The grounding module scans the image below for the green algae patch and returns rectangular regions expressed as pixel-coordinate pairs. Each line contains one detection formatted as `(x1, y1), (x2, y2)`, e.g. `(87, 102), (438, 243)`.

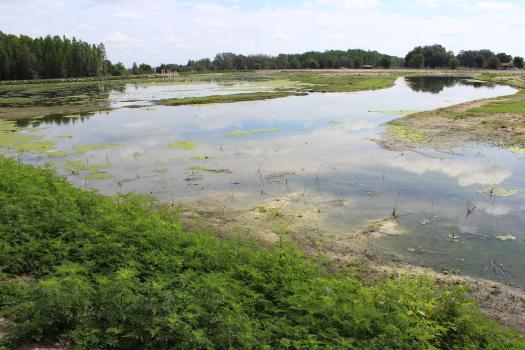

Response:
(169, 141), (196, 151)
(74, 144), (122, 154)
(84, 172), (115, 181)
(192, 155), (209, 160)
(0, 120), (57, 155)
(157, 92), (305, 106)
(64, 160), (110, 172)
(386, 123), (428, 142)
(152, 168), (168, 174)
(477, 186), (519, 197)
(226, 128), (279, 136)
(370, 110), (418, 116)
(188, 165), (231, 173)
(329, 120), (345, 125)
(46, 150), (69, 158)
(55, 135), (77, 139)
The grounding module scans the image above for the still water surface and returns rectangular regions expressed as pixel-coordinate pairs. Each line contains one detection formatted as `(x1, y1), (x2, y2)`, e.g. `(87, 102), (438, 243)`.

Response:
(14, 77), (525, 287)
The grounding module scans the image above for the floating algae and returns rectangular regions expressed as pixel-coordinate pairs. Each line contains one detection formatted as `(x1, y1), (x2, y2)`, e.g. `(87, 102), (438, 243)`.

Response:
(0, 121), (57, 155)
(328, 120), (345, 125)
(74, 144), (122, 154)
(64, 160), (111, 172)
(152, 168), (168, 174)
(386, 124), (428, 142)
(188, 165), (231, 173)
(84, 172), (115, 181)
(169, 141), (196, 151)
(477, 186), (519, 197)
(192, 155), (209, 160)
(226, 128), (279, 136)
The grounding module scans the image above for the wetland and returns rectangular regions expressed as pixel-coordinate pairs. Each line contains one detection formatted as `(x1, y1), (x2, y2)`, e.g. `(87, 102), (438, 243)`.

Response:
(2, 72), (523, 289)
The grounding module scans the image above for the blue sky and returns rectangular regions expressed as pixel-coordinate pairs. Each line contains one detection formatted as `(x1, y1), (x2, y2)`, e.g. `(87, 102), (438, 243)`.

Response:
(1, 0), (524, 65)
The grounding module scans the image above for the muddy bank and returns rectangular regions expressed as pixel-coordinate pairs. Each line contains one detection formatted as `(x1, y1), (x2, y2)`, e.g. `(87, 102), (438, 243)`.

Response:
(178, 194), (525, 333)
(377, 73), (525, 153)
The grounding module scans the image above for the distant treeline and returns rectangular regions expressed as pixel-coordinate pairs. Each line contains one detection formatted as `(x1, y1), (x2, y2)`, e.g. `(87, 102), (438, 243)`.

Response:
(183, 50), (403, 71)
(405, 44), (524, 69)
(0, 31), (117, 80)
(1, 30), (524, 81)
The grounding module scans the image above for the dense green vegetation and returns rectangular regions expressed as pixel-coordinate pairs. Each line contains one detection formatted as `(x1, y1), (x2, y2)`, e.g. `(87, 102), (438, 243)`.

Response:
(0, 157), (524, 349)
(183, 50), (403, 71)
(405, 45), (524, 69)
(0, 31), (113, 80)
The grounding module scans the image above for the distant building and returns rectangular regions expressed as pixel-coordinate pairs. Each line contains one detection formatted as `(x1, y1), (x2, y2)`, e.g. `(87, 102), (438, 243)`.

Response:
(501, 61), (515, 70)
(159, 69), (180, 77)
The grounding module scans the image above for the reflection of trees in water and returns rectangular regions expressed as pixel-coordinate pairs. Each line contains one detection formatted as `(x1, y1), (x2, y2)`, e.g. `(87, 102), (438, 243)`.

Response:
(405, 76), (493, 94)
(17, 113), (95, 128)
(405, 76), (461, 94)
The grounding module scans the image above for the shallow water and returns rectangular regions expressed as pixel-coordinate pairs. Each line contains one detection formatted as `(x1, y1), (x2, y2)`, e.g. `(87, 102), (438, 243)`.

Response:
(10, 77), (525, 287)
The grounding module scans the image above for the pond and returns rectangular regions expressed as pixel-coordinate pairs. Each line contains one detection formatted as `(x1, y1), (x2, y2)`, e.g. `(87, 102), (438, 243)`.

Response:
(9, 76), (525, 287)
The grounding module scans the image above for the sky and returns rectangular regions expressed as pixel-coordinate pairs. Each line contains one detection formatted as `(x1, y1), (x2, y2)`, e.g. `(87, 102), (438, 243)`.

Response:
(1, 0), (524, 66)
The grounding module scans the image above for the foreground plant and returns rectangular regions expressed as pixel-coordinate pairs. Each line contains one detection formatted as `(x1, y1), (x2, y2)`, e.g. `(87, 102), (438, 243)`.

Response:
(0, 157), (523, 349)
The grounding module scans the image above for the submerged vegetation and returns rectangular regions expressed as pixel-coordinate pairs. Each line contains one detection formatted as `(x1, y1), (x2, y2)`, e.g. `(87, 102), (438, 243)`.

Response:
(0, 157), (524, 349)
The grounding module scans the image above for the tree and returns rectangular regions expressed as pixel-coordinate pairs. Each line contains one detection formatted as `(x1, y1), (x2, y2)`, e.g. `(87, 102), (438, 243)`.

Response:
(475, 55), (485, 68)
(131, 62), (139, 75)
(513, 56), (524, 69)
(496, 52), (512, 64)
(379, 56), (392, 68)
(448, 56), (459, 70)
(405, 45), (454, 69)
(407, 53), (425, 68)
(486, 56), (501, 69)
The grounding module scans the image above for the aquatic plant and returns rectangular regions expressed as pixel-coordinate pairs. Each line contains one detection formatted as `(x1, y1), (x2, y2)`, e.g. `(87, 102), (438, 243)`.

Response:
(169, 141), (196, 151)
(188, 165), (231, 173)
(74, 143), (122, 154)
(192, 155), (209, 160)
(386, 123), (428, 142)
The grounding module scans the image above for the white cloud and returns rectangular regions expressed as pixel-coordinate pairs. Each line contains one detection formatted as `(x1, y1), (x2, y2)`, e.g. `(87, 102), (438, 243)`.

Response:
(113, 12), (145, 19)
(474, 1), (516, 11)
(103, 32), (143, 45)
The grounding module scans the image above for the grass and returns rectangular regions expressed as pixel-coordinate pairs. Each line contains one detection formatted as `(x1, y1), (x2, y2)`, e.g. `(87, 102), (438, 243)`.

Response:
(0, 157), (524, 349)
(279, 72), (398, 92)
(469, 99), (525, 116)
(157, 91), (305, 106)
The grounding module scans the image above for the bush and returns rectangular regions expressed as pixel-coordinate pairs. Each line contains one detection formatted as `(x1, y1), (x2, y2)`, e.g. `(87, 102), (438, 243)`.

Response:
(0, 157), (523, 349)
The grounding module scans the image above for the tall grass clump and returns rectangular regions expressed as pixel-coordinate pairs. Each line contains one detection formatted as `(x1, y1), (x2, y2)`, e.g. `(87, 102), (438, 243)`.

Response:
(0, 157), (523, 349)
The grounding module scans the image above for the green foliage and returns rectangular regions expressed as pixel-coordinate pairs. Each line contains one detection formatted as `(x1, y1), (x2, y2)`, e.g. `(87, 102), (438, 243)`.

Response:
(486, 56), (501, 70)
(0, 157), (524, 349)
(514, 56), (524, 69)
(405, 45), (454, 69)
(0, 31), (108, 80)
